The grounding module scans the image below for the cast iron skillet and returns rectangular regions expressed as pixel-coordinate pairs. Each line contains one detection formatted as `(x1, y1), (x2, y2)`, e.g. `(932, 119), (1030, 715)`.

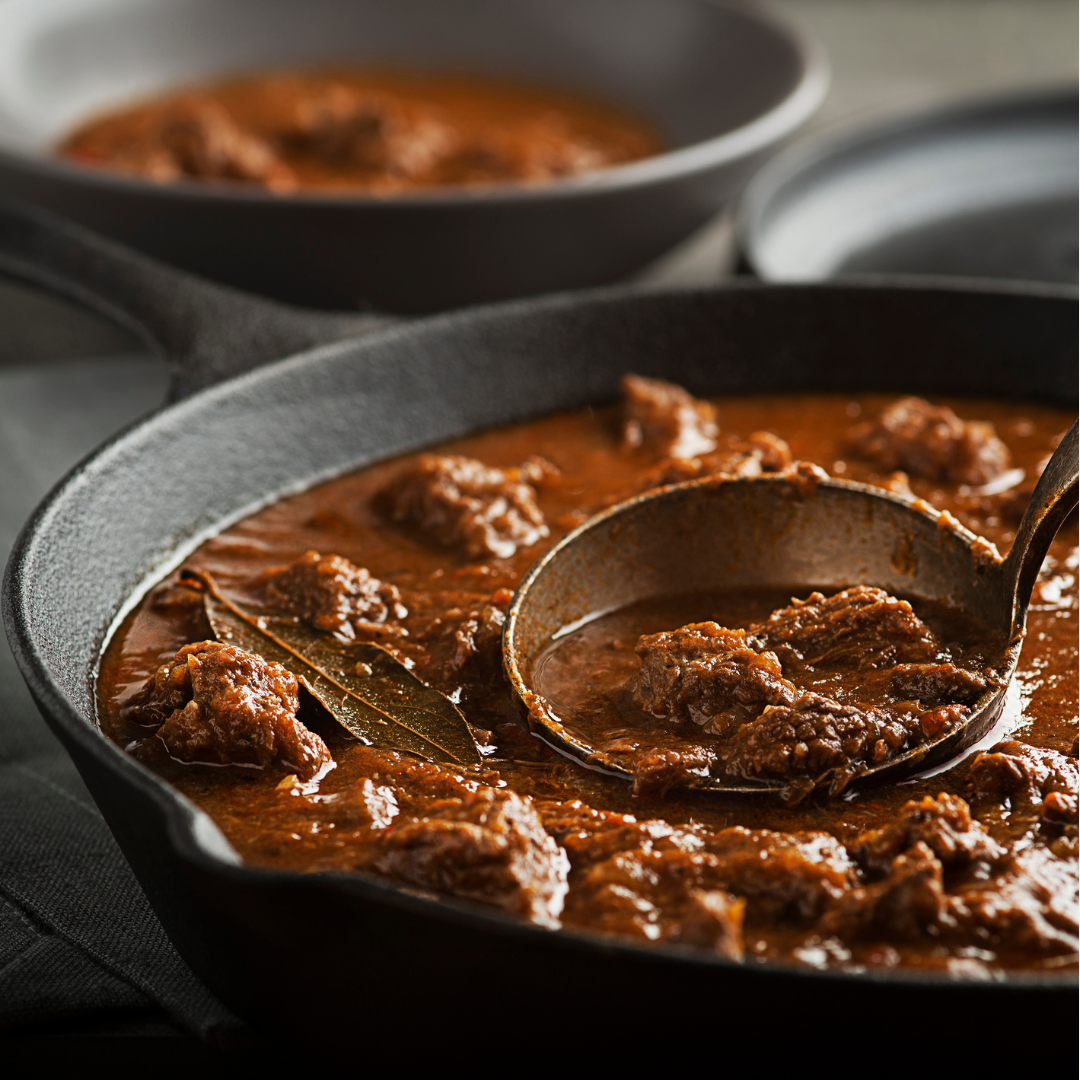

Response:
(2, 200), (1077, 1058)
(0, 0), (826, 313)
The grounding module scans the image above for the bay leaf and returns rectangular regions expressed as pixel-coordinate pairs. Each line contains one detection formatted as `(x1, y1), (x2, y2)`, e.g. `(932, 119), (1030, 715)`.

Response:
(186, 570), (481, 766)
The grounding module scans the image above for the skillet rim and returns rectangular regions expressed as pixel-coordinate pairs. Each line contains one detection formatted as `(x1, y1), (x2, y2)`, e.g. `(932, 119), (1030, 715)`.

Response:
(3, 278), (1078, 1001)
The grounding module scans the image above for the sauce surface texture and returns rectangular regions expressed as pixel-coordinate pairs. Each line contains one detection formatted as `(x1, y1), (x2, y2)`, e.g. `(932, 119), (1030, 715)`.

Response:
(98, 389), (1079, 977)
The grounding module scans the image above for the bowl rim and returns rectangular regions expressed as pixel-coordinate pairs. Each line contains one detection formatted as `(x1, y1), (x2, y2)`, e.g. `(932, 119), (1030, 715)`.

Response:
(0, 0), (829, 208)
(735, 84), (1079, 283)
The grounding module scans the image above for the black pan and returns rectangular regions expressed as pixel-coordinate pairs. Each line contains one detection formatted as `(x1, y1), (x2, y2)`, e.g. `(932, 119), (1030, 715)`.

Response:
(2, 200), (1077, 1060)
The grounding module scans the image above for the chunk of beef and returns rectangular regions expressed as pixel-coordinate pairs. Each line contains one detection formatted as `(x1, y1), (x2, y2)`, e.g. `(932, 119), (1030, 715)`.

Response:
(636, 450), (758, 492)
(948, 848), (1079, 955)
(631, 746), (717, 798)
(156, 98), (296, 189)
(620, 374), (718, 459)
(547, 803), (852, 936)
(850, 794), (1006, 875)
(544, 803), (704, 864)
(969, 741), (1079, 824)
(434, 112), (620, 184)
(676, 890), (746, 959)
(388, 454), (549, 559)
(890, 663), (991, 706)
(263, 550), (406, 641)
(748, 430), (794, 472)
(849, 396), (1011, 485)
(362, 787), (569, 924)
(635, 430), (793, 493)
(285, 85), (451, 177)
(703, 827), (855, 922)
(817, 842), (947, 941)
(406, 588), (513, 688)
(631, 623), (795, 736)
(562, 820), (850, 938)
(756, 586), (938, 672)
(448, 596), (508, 676)
(721, 691), (923, 796)
(781, 460), (830, 495)
(1041, 790), (1079, 827)
(121, 641), (331, 779)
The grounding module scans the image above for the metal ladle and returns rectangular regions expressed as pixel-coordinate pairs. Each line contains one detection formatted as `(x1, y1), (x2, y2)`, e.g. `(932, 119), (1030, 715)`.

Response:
(503, 420), (1078, 794)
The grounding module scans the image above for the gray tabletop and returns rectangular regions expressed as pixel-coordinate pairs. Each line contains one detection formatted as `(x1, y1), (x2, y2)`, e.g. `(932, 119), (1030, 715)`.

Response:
(0, 0), (1075, 1047)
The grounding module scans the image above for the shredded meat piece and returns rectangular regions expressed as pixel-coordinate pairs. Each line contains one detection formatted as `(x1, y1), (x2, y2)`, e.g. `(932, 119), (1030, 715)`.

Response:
(388, 454), (549, 559)
(702, 827), (855, 921)
(969, 741), (1079, 825)
(948, 848), (1079, 955)
(139, 98), (296, 189)
(755, 586), (938, 672)
(631, 747), (717, 798)
(620, 374), (718, 459)
(818, 842), (947, 941)
(121, 641), (331, 779)
(635, 430), (792, 494)
(435, 116), (612, 184)
(1041, 790), (1079, 826)
(636, 450), (759, 492)
(619, 589), (968, 799)
(676, 890), (745, 959)
(263, 550), (407, 640)
(890, 663), (991, 706)
(448, 599), (508, 676)
(557, 809), (851, 938)
(362, 787), (569, 924)
(406, 588), (514, 686)
(632, 623), (795, 736)
(850, 793), (1006, 875)
(781, 460), (830, 494)
(849, 396), (1011, 484)
(543, 803), (701, 860)
(721, 691), (922, 797)
(748, 430), (794, 472)
(284, 86), (452, 177)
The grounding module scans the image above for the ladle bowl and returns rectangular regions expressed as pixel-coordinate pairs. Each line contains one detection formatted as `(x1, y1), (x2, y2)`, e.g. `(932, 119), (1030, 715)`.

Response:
(504, 421), (1078, 793)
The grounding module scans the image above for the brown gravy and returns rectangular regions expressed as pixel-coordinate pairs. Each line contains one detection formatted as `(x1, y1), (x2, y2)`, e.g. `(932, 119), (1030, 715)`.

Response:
(97, 391), (1078, 976)
(59, 68), (664, 193)
(533, 587), (1002, 790)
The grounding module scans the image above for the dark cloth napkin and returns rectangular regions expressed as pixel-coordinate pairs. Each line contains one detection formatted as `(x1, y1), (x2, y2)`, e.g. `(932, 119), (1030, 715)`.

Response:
(0, 347), (240, 1039)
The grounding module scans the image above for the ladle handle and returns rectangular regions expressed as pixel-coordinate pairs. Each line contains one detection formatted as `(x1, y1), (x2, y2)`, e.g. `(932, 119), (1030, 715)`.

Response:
(0, 197), (389, 399)
(1003, 418), (1078, 637)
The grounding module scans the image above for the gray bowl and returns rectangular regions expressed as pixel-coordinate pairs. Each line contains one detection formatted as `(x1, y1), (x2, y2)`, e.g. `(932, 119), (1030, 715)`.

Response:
(738, 89), (1078, 287)
(0, 0), (826, 313)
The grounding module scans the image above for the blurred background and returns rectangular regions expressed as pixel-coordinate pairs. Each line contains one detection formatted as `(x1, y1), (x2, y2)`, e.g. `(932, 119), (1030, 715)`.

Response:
(644, 0), (1079, 283)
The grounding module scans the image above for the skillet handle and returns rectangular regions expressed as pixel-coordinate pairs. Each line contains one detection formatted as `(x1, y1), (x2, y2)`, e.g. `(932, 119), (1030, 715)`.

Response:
(0, 197), (391, 398)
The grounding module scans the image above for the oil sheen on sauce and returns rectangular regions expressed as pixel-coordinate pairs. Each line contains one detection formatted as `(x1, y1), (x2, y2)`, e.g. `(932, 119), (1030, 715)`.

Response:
(96, 393), (1079, 977)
